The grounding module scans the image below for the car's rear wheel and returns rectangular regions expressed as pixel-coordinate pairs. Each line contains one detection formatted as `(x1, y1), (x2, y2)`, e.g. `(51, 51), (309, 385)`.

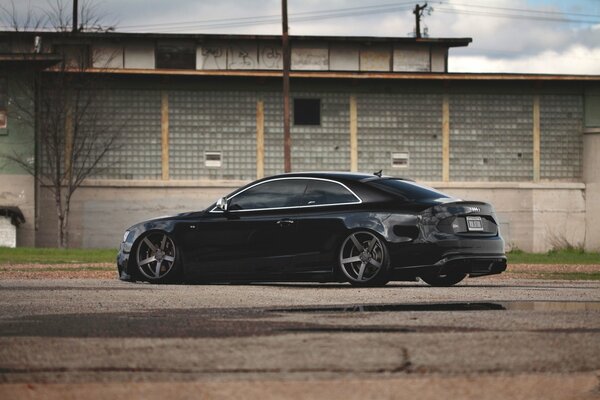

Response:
(420, 272), (466, 287)
(135, 231), (181, 283)
(339, 231), (389, 286)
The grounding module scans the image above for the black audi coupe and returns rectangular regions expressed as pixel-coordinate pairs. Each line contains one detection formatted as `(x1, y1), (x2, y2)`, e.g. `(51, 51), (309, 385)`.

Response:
(117, 172), (506, 286)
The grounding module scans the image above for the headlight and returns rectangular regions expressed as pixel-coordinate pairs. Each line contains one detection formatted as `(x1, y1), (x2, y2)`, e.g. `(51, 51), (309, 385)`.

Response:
(123, 230), (131, 243)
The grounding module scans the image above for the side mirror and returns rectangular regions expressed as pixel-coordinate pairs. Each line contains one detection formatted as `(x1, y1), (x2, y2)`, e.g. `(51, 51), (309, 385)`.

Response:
(216, 197), (228, 212)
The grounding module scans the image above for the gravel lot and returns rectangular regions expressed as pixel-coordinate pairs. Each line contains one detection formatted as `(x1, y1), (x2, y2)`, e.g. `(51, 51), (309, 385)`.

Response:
(1, 262), (599, 279)
(1, 267), (599, 399)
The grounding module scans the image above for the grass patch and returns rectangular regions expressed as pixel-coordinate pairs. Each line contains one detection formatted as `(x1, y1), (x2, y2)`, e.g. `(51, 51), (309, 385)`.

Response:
(508, 249), (600, 265)
(0, 247), (116, 264)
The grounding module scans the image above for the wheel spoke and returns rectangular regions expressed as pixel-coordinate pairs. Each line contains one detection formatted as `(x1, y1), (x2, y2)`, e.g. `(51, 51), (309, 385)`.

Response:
(369, 259), (382, 268)
(163, 255), (175, 263)
(143, 237), (157, 252)
(367, 237), (378, 252)
(341, 256), (361, 264)
(154, 260), (162, 278)
(160, 234), (167, 251)
(139, 256), (156, 266)
(349, 234), (364, 252)
(357, 262), (367, 281)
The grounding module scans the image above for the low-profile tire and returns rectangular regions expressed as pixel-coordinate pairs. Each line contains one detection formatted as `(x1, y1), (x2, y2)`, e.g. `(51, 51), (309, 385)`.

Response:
(135, 231), (181, 283)
(339, 231), (390, 287)
(420, 272), (466, 287)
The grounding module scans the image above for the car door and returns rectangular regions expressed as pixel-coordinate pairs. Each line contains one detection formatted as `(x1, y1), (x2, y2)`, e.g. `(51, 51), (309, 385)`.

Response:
(291, 179), (362, 274)
(183, 179), (307, 279)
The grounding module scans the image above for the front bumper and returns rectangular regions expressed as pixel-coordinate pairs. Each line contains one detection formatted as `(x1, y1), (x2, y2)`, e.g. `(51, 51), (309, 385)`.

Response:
(116, 245), (133, 281)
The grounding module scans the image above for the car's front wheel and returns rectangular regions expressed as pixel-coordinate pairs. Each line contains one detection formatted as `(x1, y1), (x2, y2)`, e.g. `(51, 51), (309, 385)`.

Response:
(420, 272), (466, 287)
(339, 231), (389, 286)
(135, 231), (181, 283)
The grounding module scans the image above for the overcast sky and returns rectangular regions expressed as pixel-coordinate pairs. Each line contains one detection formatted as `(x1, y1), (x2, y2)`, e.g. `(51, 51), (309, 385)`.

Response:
(4, 0), (600, 74)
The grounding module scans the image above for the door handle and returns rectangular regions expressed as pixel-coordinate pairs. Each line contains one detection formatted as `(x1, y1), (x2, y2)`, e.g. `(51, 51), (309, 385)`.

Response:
(276, 219), (295, 227)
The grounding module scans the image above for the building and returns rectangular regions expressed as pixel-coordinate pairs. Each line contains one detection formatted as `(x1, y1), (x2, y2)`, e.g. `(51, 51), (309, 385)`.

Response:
(0, 30), (599, 251)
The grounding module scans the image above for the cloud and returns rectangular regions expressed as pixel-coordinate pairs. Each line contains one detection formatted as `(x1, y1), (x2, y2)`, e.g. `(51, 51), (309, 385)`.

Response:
(450, 44), (600, 74)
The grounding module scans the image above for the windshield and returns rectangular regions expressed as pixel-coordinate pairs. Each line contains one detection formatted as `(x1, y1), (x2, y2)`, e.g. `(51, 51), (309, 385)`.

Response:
(369, 179), (451, 201)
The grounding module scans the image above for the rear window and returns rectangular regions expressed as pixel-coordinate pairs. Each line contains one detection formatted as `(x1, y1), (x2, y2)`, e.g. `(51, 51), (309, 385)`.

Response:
(369, 179), (451, 201)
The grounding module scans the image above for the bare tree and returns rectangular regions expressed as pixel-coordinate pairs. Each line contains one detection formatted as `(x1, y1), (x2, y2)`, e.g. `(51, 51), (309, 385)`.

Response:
(0, 0), (115, 32)
(1, 0), (122, 248)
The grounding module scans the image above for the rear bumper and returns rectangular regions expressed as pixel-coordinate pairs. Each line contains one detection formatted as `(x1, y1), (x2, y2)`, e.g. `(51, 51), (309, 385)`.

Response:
(437, 255), (507, 276)
(390, 254), (506, 279)
(389, 233), (507, 279)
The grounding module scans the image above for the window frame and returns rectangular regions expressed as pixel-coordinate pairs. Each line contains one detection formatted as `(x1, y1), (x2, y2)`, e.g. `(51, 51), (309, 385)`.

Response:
(210, 177), (362, 213)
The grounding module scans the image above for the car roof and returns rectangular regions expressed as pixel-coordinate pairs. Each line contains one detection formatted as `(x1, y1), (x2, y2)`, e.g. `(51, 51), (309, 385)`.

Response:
(268, 171), (380, 182)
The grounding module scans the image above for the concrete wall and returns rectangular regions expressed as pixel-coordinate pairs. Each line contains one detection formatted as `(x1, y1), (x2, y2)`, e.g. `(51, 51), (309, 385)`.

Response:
(0, 71), (36, 247)
(583, 131), (600, 251)
(0, 174), (35, 247)
(88, 39), (450, 73)
(36, 181), (243, 249)
(431, 183), (586, 252)
(37, 180), (586, 252)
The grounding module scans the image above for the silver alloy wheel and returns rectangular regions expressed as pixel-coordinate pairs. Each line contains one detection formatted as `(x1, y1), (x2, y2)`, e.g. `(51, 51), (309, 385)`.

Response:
(136, 232), (176, 280)
(339, 231), (385, 283)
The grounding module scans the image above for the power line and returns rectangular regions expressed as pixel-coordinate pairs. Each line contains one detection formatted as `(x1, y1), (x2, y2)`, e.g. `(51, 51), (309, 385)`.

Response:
(117, 1), (416, 30)
(4, 0), (599, 33)
(439, 1), (600, 19)
(434, 6), (600, 25)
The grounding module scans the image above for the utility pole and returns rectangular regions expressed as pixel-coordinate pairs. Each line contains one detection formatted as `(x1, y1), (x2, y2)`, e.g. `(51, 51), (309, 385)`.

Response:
(413, 3), (427, 39)
(281, 0), (291, 173)
(72, 0), (79, 32)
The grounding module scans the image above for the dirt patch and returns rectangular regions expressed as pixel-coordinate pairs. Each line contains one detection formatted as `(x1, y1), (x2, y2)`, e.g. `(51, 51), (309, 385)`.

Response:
(0, 263), (115, 279)
(493, 264), (600, 280)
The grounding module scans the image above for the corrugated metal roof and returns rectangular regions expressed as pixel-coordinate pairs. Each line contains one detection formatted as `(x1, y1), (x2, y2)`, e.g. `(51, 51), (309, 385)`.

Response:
(0, 30), (472, 47)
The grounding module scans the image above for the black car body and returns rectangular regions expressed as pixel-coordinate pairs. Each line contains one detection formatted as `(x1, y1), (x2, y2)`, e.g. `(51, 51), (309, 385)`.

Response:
(117, 172), (506, 286)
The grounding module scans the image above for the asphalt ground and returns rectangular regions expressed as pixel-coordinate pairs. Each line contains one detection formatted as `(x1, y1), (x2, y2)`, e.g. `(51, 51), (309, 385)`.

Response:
(0, 277), (599, 399)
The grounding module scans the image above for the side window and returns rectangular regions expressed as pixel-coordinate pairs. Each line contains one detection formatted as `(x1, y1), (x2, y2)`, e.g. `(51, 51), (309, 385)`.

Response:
(0, 76), (7, 130)
(303, 180), (359, 205)
(229, 179), (307, 210)
(156, 41), (196, 69)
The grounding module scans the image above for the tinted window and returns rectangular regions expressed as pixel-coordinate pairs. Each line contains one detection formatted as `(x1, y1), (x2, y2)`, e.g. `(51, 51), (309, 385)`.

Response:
(156, 41), (196, 69)
(229, 179), (307, 210)
(369, 179), (450, 201)
(303, 180), (358, 205)
(294, 98), (320, 125)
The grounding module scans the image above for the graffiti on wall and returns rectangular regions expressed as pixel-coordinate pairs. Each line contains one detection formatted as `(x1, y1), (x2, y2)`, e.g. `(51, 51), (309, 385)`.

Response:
(228, 44), (257, 69)
(291, 47), (328, 70)
(259, 45), (282, 69)
(199, 46), (226, 69)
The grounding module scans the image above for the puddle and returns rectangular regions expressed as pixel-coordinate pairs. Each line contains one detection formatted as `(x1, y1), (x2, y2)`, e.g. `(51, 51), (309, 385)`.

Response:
(272, 301), (600, 314)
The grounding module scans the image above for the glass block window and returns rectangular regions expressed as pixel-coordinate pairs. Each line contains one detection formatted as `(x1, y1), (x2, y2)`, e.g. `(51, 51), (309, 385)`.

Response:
(450, 94), (533, 181)
(264, 91), (350, 175)
(263, 92), (284, 176)
(357, 93), (442, 181)
(85, 89), (162, 179)
(168, 90), (257, 180)
(540, 95), (582, 181)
